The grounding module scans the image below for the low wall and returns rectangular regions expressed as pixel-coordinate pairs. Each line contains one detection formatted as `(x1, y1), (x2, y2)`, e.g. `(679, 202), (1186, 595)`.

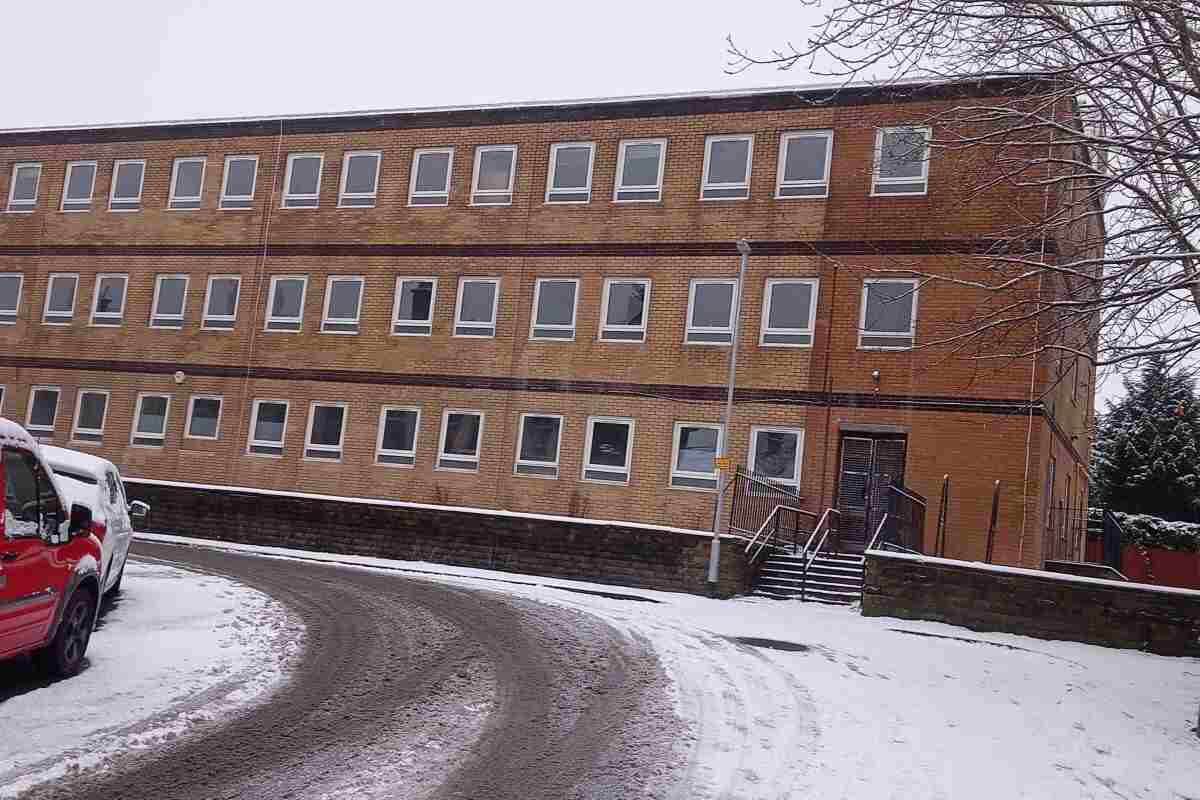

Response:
(1120, 546), (1200, 590)
(124, 479), (750, 597)
(862, 550), (1200, 657)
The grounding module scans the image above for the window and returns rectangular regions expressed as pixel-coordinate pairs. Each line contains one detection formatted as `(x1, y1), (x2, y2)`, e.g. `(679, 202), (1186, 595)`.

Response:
(599, 279), (650, 342)
(701, 135), (753, 200)
(530, 278), (578, 341)
(108, 159), (145, 211)
(686, 279), (737, 345)
(321, 276), (363, 334)
(132, 394), (170, 447)
(376, 406), (420, 466)
(409, 148), (453, 206)
(392, 277), (436, 335)
(89, 273), (128, 326)
(338, 151), (380, 207)
(454, 278), (500, 337)
(151, 274), (189, 328)
(220, 155), (258, 209)
(748, 426), (804, 488)
(471, 145), (516, 205)
(305, 402), (347, 461)
(186, 395), (222, 440)
(760, 278), (818, 347)
(43, 273), (78, 325)
(26, 386), (61, 433)
(0, 385), (5, 415)
(248, 400), (289, 457)
(671, 422), (723, 490)
(60, 161), (97, 211)
(168, 157), (206, 209)
(437, 409), (483, 471)
(7, 162), (40, 212)
(514, 413), (562, 478)
(872, 126), (930, 196)
(859, 279), (919, 349)
(545, 142), (594, 203)
(202, 275), (241, 330)
(265, 275), (307, 332)
(583, 417), (634, 484)
(0, 273), (22, 324)
(4, 447), (64, 541)
(282, 153), (323, 208)
(776, 130), (832, 198)
(71, 389), (109, 444)
(614, 139), (666, 202)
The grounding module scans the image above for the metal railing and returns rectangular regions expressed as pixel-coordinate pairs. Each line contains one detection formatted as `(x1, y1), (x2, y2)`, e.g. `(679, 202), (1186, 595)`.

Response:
(800, 508), (840, 602)
(1044, 501), (1090, 563)
(744, 503), (818, 564)
(728, 468), (805, 539)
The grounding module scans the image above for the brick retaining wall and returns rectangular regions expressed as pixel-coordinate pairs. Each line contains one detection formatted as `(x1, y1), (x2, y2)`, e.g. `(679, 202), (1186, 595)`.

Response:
(125, 480), (750, 597)
(862, 550), (1200, 656)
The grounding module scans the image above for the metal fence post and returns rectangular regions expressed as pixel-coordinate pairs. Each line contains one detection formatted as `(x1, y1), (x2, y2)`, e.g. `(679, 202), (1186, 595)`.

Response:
(985, 480), (1000, 563)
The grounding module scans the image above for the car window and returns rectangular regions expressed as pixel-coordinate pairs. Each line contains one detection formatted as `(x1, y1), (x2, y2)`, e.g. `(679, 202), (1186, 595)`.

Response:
(34, 458), (63, 539)
(3, 448), (55, 540)
(106, 470), (125, 506)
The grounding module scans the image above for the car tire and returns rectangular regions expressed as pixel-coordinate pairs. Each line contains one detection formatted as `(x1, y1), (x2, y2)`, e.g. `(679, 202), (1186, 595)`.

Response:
(42, 588), (96, 677)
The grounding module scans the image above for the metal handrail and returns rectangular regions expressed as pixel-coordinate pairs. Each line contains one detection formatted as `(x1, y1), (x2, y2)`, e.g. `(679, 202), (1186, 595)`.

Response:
(865, 513), (890, 553)
(744, 503), (811, 564)
(799, 508), (840, 602)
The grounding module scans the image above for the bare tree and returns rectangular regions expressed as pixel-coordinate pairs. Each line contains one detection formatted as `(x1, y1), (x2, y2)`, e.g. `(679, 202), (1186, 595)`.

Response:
(728, 1), (1200, 378)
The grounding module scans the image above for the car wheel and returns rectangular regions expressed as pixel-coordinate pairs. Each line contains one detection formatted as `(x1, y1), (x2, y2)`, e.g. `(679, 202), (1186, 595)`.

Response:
(43, 589), (96, 677)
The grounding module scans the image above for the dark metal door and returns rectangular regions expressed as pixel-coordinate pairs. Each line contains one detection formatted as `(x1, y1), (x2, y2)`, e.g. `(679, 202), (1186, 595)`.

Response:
(835, 434), (907, 547)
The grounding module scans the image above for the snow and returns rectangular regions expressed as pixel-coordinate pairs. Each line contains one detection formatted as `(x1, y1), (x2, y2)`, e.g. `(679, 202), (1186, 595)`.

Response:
(135, 532), (1200, 800)
(0, 418), (38, 453)
(0, 560), (300, 798)
(40, 444), (112, 483)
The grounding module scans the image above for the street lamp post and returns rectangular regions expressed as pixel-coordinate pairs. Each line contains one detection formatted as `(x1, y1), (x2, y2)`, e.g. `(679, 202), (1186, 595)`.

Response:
(707, 238), (751, 597)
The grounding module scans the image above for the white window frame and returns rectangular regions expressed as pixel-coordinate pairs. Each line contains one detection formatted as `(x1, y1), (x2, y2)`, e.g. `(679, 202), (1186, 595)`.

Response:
(391, 276), (437, 336)
(436, 409), (484, 472)
(185, 394), (223, 441)
(747, 426), (805, 489)
(168, 156), (206, 210)
(0, 272), (23, 324)
(108, 159), (146, 211)
(529, 278), (579, 342)
(408, 147), (454, 206)
(598, 278), (651, 343)
(264, 274), (308, 333)
(131, 393), (171, 447)
(89, 273), (129, 326)
(320, 275), (364, 334)
(759, 277), (819, 348)
(6, 161), (41, 212)
(282, 152), (324, 208)
(670, 421), (724, 491)
(71, 389), (110, 444)
(42, 272), (79, 325)
(0, 385), (6, 416)
(700, 134), (753, 201)
(304, 401), (348, 462)
(150, 274), (190, 329)
(582, 416), (635, 485)
(514, 413), (563, 479)
(26, 386), (61, 433)
(247, 398), (290, 458)
(60, 160), (97, 212)
(202, 274), (241, 330)
(219, 155), (258, 210)
(337, 150), (381, 208)
(375, 405), (421, 467)
(470, 145), (517, 206)
(858, 278), (920, 350)
(545, 142), (595, 204)
(685, 278), (738, 346)
(613, 138), (667, 203)
(453, 277), (500, 338)
(775, 130), (833, 199)
(871, 126), (931, 197)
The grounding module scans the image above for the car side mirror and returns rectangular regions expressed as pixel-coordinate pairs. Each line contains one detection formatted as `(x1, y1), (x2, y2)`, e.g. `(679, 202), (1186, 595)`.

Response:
(129, 500), (150, 521)
(69, 503), (93, 538)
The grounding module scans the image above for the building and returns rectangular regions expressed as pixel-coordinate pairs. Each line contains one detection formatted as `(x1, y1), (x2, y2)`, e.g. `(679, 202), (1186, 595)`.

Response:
(0, 77), (1095, 568)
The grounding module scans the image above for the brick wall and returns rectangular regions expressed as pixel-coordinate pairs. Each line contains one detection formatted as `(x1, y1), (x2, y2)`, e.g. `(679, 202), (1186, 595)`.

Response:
(862, 550), (1200, 657)
(124, 479), (751, 597)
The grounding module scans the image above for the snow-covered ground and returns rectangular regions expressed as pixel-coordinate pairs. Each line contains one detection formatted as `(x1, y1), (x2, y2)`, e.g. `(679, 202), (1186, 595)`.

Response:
(136, 533), (1200, 800)
(0, 560), (299, 798)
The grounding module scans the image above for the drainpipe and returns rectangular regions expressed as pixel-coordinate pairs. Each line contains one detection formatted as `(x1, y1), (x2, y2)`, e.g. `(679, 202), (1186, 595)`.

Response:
(707, 239), (752, 597)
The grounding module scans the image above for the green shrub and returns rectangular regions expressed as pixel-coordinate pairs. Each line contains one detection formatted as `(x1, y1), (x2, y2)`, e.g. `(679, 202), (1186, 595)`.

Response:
(1111, 512), (1200, 552)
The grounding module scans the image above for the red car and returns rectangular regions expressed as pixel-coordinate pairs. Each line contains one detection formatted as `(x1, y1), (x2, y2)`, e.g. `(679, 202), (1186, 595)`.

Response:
(0, 418), (102, 676)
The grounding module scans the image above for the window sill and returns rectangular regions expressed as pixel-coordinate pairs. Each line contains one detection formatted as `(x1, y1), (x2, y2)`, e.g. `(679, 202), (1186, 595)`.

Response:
(669, 482), (718, 493)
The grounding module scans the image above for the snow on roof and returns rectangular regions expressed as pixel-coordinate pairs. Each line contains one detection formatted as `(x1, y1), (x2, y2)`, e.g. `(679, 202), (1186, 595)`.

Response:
(41, 444), (114, 479)
(0, 417), (39, 453)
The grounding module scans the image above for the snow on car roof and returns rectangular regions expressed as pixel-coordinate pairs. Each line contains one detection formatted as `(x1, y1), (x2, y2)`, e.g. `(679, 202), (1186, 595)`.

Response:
(54, 470), (100, 512)
(41, 444), (116, 479)
(0, 417), (39, 453)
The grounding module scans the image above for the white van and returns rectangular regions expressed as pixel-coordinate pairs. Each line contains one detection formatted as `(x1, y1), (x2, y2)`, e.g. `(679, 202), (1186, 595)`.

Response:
(40, 445), (147, 596)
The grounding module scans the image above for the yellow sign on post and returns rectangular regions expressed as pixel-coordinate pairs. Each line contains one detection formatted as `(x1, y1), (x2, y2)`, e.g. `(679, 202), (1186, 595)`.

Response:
(713, 456), (732, 471)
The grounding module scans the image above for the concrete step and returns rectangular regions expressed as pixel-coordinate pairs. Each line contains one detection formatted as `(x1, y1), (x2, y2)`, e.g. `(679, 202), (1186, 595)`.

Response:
(807, 562), (864, 576)
(760, 566), (861, 585)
